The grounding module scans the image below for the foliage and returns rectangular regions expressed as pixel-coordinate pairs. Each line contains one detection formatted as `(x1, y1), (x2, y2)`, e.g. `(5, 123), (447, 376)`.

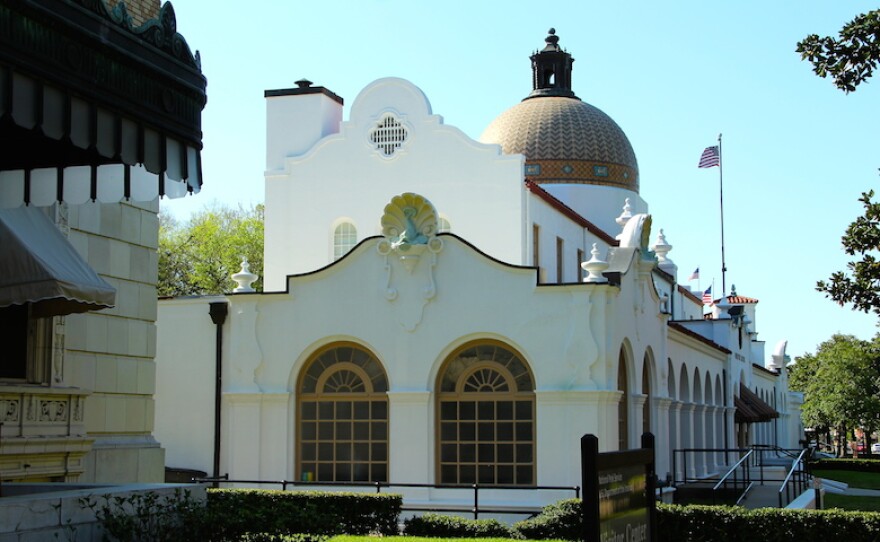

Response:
(789, 334), (880, 449)
(817, 191), (880, 318)
(797, 10), (880, 92)
(513, 498), (582, 541)
(402, 513), (515, 539)
(239, 535), (329, 542)
(159, 203), (264, 296)
(80, 489), (207, 542)
(205, 489), (402, 539)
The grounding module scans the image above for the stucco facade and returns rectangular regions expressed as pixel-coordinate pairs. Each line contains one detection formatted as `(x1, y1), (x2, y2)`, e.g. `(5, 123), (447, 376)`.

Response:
(155, 41), (802, 506)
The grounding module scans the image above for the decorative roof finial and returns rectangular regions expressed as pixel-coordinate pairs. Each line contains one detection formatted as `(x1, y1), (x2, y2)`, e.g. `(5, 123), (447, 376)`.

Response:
(615, 198), (633, 227)
(544, 28), (560, 50)
(231, 258), (258, 293)
(581, 243), (609, 283)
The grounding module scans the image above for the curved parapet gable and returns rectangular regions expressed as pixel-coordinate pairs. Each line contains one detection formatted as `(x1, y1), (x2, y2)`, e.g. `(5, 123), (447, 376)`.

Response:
(350, 78), (433, 123)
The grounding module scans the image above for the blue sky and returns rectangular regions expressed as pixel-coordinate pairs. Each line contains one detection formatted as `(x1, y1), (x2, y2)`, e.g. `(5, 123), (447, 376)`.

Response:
(163, 1), (879, 360)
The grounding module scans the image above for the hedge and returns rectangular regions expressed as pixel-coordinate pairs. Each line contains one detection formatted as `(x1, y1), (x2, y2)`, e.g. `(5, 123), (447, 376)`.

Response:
(205, 489), (402, 539)
(508, 499), (880, 542)
(403, 513), (514, 538)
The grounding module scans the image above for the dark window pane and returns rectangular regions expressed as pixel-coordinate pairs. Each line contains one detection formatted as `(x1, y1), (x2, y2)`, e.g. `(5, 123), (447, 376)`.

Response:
(497, 422), (514, 442)
(479, 465), (495, 484)
(319, 422), (334, 440)
(515, 422), (532, 441)
(372, 442), (387, 461)
(318, 402), (334, 419)
(478, 401), (494, 420)
(371, 463), (388, 482)
(478, 423), (494, 441)
(336, 443), (351, 461)
(353, 402), (370, 420)
(301, 402), (317, 420)
(318, 442), (333, 460)
(460, 444), (476, 462)
(441, 444), (457, 462)
(440, 402), (457, 420)
(497, 401), (513, 420)
(318, 463), (333, 481)
(354, 462), (370, 482)
(354, 422), (370, 440)
(301, 443), (316, 461)
(497, 444), (514, 463)
(336, 401), (352, 419)
(336, 347), (353, 362)
(354, 443), (370, 462)
(336, 422), (351, 440)
(371, 422), (387, 440)
(478, 444), (495, 462)
(497, 465), (514, 484)
(515, 401), (532, 420)
(440, 422), (457, 441)
(460, 422), (476, 441)
(516, 466), (533, 485)
(301, 422), (317, 441)
(516, 444), (533, 463)
(301, 463), (315, 480)
(372, 401), (388, 420)
(459, 465), (476, 484)
(335, 463), (351, 481)
(440, 465), (457, 484)
(460, 402), (476, 420)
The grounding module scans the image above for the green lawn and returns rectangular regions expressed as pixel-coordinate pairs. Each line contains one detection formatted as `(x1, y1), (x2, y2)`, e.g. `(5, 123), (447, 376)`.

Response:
(811, 469), (880, 490)
(823, 493), (880, 512)
(330, 538), (566, 542)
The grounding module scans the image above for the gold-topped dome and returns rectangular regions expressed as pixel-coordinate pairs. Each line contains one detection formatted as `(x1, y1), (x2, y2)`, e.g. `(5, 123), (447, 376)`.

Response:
(479, 30), (639, 192)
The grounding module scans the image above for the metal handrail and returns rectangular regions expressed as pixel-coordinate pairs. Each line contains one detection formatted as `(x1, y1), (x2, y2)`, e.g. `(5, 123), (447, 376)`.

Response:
(192, 478), (581, 520)
(711, 449), (754, 505)
(778, 448), (811, 508)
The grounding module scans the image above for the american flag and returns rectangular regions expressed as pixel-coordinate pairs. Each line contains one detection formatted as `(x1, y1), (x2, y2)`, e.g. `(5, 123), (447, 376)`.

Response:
(702, 286), (713, 305)
(698, 146), (720, 168)
(688, 267), (699, 281)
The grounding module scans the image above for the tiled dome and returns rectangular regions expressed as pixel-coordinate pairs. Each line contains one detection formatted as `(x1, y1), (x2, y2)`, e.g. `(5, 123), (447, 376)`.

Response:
(479, 29), (639, 192)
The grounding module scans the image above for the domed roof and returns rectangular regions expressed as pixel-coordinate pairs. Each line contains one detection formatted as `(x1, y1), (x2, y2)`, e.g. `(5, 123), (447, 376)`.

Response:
(479, 30), (639, 192)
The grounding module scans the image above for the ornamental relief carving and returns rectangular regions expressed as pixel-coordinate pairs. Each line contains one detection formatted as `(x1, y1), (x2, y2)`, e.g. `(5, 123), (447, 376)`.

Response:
(0, 399), (19, 422)
(40, 400), (68, 422)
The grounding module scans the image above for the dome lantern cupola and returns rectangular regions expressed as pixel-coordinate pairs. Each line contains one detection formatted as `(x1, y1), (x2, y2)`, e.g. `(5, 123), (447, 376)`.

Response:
(528, 29), (577, 100)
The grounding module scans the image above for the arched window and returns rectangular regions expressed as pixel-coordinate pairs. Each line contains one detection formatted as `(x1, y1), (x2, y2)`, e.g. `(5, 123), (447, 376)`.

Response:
(297, 343), (388, 482)
(618, 350), (629, 450)
(437, 342), (535, 486)
(438, 216), (451, 233)
(333, 222), (357, 260)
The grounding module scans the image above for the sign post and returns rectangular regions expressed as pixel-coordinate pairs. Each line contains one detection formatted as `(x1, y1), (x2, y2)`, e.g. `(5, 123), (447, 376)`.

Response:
(581, 433), (656, 542)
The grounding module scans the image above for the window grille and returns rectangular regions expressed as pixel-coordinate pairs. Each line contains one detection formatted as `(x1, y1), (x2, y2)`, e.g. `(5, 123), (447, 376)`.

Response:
(370, 115), (408, 157)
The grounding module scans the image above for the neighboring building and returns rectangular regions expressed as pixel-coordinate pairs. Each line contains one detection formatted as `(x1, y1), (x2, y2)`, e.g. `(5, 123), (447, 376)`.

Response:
(0, 0), (206, 483)
(155, 30), (801, 506)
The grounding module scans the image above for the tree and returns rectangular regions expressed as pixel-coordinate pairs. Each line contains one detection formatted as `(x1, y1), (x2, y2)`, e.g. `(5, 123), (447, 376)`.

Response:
(797, 9), (880, 92)
(158, 203), (264, 296)
(817, 190), (880, 317)
(789, 334), (880, 456)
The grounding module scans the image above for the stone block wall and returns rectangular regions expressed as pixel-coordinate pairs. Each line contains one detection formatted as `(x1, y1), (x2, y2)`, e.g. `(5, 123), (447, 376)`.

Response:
(65, 200), (164, 483)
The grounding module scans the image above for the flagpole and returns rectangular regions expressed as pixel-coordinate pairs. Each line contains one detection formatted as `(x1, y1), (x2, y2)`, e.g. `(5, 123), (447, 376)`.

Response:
(718, 133), (727, 296)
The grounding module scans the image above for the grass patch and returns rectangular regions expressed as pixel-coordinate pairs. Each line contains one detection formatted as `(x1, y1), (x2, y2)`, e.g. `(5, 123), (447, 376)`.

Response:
(330, 537), (566, 542)
(812, 469), (880, 490)
(824, 493), (880, 512)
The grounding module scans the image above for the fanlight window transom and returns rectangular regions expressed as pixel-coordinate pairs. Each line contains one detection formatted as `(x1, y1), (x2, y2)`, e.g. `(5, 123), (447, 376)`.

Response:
(370, 115), (409, 157)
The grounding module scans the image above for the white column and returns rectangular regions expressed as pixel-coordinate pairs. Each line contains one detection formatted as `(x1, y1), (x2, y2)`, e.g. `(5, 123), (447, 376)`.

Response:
(655, 397), (672, 481)
(680, 403), (696, 479)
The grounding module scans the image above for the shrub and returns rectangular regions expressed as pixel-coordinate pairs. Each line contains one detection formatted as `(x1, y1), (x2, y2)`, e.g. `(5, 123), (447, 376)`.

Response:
(206, 490), (402, 539)
(80, 489), (208, 542)
(513, 498), (581, 541)
(403, 513), (514, 538)
(509, 499), (880, 542)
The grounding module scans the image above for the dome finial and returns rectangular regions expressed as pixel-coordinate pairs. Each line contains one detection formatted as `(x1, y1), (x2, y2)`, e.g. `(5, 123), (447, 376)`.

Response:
(528, 28), (576, 99)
